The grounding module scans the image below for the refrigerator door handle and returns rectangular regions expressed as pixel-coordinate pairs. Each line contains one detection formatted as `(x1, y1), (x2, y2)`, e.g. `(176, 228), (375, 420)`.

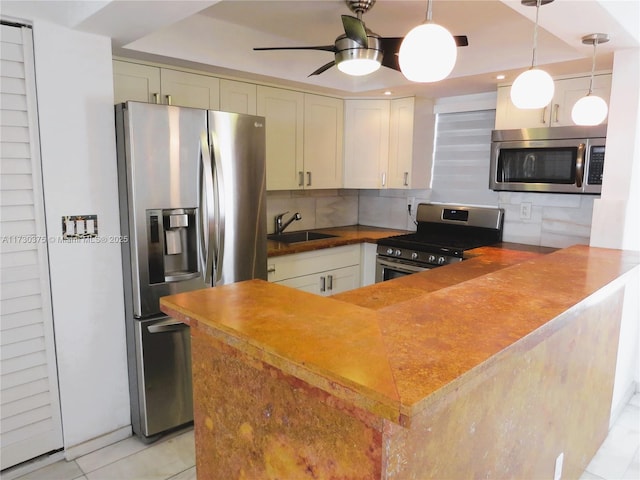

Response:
(210, 131), (226, 285)
(200, 132), (215, 285)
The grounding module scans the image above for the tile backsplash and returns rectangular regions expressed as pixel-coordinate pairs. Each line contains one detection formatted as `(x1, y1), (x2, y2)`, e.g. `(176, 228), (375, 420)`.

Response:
(266, 189), (596, 248)
(266, 190), (358, 234)
(498, 192), (596, 248)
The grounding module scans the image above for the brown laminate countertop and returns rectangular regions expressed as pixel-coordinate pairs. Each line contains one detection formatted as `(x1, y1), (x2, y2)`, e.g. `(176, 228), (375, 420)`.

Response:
(267, 224), (409, 257)
(160, 244), (640, 425)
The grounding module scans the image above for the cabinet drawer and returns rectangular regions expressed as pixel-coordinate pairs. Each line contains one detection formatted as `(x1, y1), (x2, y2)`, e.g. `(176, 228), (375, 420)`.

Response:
(267, 244), (359, 283)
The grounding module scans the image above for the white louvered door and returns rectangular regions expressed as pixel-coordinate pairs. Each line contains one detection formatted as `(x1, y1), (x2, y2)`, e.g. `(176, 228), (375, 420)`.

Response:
(1, 23), (63, 470)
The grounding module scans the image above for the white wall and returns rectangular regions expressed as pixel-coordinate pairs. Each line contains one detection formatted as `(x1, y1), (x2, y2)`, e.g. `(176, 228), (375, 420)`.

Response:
(589, 48), (640, 422)
(32, 21), (130, 454)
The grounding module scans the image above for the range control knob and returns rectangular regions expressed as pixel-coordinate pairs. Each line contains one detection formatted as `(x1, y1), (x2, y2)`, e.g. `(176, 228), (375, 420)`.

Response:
(411, 252), (419, 260)
(437, 256), (447, 265)
(394, 249), (402, 257)
(386, 248), (394, 255)
(428, 254), (436, 263)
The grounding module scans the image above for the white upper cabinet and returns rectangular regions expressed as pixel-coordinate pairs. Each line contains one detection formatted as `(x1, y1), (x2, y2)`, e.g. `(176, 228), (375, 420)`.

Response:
(303, 94), (344, 189)
(113, 61), (220, 110)
(219, 79), (257, 115)
(344, 97), (422, 189)
(257, 86), (305, 190)
(257, 87), (343, 191)
(495, 73), (612, 129)
(113, 60), (160, 104)
(160, 69), (220, 110)
(343, 99), (391, 189)
(388, 97), (415, 189)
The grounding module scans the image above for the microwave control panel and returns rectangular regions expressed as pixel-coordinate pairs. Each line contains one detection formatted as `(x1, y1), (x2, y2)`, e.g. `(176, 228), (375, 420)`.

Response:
(587, 146), (605, 185)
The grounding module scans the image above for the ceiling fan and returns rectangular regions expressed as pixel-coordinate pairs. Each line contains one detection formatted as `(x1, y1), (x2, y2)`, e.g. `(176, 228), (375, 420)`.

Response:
(253, 0), (468, 77)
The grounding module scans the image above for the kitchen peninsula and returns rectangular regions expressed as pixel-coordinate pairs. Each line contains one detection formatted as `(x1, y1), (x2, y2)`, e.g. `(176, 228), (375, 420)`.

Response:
(160, 244), (639, 479)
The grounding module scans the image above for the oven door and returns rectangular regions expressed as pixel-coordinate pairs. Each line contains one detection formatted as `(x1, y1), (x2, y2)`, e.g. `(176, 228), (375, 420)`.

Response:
(375, 256), (429, 283)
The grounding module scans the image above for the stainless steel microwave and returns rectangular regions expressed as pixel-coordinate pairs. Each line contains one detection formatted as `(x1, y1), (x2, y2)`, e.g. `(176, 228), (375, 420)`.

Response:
(490, 125), (606, 194)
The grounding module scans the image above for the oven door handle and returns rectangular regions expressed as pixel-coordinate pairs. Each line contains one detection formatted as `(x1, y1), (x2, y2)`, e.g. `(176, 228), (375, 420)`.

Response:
(376, 256), (429, 276)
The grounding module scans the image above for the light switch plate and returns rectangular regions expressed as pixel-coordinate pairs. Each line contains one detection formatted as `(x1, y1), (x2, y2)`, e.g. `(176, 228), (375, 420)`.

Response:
(62, 215), (98, 239)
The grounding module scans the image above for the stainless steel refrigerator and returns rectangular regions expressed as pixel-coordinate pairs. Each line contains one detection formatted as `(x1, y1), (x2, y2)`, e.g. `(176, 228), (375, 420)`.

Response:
(114, 101), (267, 441)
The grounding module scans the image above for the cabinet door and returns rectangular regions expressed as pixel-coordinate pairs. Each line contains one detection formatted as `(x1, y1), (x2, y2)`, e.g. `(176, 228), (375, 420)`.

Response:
(113, 60), (160, 104)
(549, 74), (612, 126)
(324, 265), (360, 295)
(275, 272), (323, 295)
(257, 86), (304, 190)
(220, 79), (257, 115)
(303, 94), (344, 189)
(495, 85), (548, 129)
(160, 69), (220, 109)
(343, 99), (390, 188)
(387, 97), (415, 189)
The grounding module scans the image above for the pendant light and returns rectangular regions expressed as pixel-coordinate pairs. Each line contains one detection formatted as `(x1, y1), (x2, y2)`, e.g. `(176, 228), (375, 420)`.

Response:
(398, 0), (457, 83)
(571, 33), (609, 126)
(510, 0), (555, 109)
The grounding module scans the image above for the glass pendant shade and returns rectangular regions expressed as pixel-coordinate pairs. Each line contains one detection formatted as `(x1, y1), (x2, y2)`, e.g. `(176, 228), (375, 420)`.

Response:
(398, 22), (457, 82)
(337, 58), (381, 76)
(571, 33), (610, 126)
(571, 94), (608, 126)
(510, 68), (555, 109)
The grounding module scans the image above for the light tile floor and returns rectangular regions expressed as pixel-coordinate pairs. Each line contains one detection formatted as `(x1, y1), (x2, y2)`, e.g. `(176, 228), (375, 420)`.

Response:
(7, 394), (639, 480)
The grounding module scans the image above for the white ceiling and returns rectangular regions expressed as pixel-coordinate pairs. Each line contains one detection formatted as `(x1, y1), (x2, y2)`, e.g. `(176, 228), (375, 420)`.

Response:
(3, 0), (639, 98)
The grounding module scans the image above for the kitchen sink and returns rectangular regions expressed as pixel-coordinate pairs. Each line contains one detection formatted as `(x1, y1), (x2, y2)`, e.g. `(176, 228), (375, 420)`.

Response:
(267, 231), (338, 244)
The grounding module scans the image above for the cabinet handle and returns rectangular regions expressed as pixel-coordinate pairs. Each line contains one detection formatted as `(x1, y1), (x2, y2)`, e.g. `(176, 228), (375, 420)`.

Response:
(320, 276), (326, 293)
(381, 172), (386, 187)
(403, 172), (409, 186)
(327, 274), (333, 291)
(267, 265), (276, 274)
(165, 94), (172, 105)
(541, 106), (547, 124)
(298, 171), (304, 187)
(152, 93), (160, 104)
(553, 103), (559, 123)
(306, 171), (312, 186)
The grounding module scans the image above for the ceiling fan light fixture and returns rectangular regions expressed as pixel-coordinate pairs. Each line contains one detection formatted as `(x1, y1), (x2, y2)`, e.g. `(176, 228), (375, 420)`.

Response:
(571, 33), (610, 126)
(337, 57), (382, 76)
(398, 22), (457, 82)
(335, 36), (383, 76)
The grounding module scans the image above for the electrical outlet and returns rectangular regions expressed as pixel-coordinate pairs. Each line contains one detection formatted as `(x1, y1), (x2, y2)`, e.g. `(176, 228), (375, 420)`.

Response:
(520, 202), (532, 220)
(407, 196), (416, 210)
(554, 452), (564, 480)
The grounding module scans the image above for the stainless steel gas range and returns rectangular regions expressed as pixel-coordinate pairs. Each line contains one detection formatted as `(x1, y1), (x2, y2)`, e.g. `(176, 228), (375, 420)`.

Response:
(375, 203), (504, 282)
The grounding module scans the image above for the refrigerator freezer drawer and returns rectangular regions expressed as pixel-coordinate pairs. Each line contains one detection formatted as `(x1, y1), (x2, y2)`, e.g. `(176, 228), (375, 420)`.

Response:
(134, 317), (193, 438)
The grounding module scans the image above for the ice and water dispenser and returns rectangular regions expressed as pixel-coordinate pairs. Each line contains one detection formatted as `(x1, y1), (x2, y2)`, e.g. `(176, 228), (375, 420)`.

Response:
(147, 208), (199, 284)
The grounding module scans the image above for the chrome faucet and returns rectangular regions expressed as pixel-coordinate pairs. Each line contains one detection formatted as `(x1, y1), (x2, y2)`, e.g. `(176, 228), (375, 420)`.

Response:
(274, 211), (301, 235)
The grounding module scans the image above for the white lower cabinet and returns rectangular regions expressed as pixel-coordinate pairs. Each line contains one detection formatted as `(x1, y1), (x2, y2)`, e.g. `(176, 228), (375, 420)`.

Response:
(267, 244), (360, 296)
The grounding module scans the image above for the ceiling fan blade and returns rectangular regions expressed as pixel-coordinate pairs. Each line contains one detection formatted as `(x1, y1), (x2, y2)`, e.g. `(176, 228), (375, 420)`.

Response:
(454, 35), (469, 47)
(341, 15), (368, 48)
(254, 45), (336, 52)
(308, 61), (336, 77)
(379, 37), (403, 71)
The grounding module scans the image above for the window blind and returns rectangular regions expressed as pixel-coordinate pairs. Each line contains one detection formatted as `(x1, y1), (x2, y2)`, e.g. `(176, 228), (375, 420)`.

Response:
(430, 109), (499, 206)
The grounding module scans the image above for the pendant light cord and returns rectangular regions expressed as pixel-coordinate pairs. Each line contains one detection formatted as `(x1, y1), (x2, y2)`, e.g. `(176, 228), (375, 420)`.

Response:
(425, 0), (433, 22)
(588, 39), (598, 95)
(531, 0), (541, 67)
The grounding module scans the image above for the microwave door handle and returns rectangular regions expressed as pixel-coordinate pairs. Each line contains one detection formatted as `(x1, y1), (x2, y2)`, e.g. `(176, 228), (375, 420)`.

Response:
(200, 132), (215, 285)
(576, 143), (586, 188)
